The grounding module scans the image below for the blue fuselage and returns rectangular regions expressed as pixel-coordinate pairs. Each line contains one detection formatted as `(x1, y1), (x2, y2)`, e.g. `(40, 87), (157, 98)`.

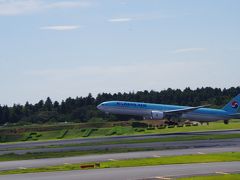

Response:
(97, 101), (231, 122)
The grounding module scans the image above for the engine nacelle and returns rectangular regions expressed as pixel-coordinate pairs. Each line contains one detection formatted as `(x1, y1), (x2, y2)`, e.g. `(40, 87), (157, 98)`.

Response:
(151, 111), (165, 120)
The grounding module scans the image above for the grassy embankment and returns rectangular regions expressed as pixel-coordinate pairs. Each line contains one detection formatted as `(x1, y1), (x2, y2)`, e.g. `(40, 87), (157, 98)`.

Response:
(1, 120), (240, 143)
(0, 152), (240, 175)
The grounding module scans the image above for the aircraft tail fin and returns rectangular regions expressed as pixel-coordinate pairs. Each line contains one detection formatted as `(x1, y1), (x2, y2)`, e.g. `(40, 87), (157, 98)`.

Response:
(222, 94), (240, 114)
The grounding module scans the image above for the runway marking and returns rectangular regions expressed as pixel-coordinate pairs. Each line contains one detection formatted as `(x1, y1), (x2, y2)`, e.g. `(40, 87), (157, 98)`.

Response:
(18, 167), (27, 170)
(108, 159), (117, 161)
(216, 171), (229, 175)
(197, 152), (206, 154)
(154, 176), (172, 180)
(64, 163), (71, 165)
(153, 155), (161, 158)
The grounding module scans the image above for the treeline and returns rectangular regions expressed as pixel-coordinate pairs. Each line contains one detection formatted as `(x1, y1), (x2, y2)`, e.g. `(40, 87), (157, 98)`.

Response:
(0, 87), (239, 125)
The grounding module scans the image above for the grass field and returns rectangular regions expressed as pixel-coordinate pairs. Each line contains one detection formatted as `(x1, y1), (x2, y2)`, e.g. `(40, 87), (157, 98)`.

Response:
(100, 152), (240, 168)
(178, 174), (240, 180)
(0, 152), (239, 175)
(1, 120), (240, 143)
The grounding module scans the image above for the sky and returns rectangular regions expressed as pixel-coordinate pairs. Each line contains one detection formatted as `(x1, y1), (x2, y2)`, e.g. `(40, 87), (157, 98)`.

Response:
(0, 0), (240, 105)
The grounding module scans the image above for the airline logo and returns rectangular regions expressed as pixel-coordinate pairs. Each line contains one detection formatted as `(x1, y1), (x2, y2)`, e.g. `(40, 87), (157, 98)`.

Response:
(231, 101), (239, 109)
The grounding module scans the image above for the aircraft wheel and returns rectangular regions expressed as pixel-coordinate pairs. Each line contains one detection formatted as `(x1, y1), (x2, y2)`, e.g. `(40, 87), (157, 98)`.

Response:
(224, 120), (229, 124)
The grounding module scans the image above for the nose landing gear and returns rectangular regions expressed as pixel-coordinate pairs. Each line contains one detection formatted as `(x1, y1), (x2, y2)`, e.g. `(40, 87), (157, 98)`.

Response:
(224, 120), (229, 124)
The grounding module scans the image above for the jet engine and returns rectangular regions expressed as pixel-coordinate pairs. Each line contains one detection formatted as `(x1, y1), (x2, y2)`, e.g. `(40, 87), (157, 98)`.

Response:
(151, 111), (165, 120)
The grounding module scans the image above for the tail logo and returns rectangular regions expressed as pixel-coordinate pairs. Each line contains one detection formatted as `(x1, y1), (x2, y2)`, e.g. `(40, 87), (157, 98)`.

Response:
(231, 101), (239, 109)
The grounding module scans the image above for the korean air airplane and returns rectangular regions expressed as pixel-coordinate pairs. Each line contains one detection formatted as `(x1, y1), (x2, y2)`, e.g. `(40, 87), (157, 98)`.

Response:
(97, 94), (240, 124)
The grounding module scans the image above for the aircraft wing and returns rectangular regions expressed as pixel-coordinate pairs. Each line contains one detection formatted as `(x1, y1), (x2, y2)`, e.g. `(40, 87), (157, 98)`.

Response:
(164, 105), (210, 115)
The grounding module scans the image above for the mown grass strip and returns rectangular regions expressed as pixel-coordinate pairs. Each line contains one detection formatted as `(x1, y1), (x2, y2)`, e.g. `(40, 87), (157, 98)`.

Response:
(178, 173), (240, 180)
(0, 152), (240, 176)
(100, 152), (240, 168)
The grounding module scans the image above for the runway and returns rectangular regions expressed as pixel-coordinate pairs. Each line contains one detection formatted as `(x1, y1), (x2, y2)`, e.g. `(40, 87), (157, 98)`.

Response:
(1, 138), (240, 155)
(0, 146), (239, 171)
(1, 129), (239, 151)
(1, 162), (240, 180)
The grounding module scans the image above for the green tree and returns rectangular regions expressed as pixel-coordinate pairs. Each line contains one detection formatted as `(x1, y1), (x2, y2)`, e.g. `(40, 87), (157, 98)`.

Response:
(44, 97), (53, 111)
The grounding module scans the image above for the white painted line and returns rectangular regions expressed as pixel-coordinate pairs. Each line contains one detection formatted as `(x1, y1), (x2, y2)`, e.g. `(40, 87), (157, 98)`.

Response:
(64, 163), (71, 165)
(153, 177), (172, 180)
(216, 171), (229, 175)
(18, 167), (27, 170)
(108, 159), (117, 161)
(153, 155), (161, 158)
(153, 177), (164, 179)
(197, 152), (206, 154)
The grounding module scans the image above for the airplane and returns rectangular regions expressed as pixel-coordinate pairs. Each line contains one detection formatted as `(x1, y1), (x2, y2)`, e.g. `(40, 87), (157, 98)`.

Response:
(97, 94), (240, 124)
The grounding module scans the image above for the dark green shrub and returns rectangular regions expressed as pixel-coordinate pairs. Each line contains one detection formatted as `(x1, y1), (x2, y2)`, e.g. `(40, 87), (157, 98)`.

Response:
(57, 129), (69, 139)
(131, 122), (148, 128)
(82, 129), (93, 137)
(157, 125), (166, 129)
(106, 129), (116, 136)
(134, 128), (145, 132)
(0, 135), (7, 142)
(177, 125), (184, 127)
(146, 127), (155, 130)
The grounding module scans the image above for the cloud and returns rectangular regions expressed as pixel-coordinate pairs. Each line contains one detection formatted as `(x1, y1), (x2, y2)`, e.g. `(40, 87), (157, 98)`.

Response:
(45, 1), (91, 9)
(108, 18), (133, 23)
(0, 0), (91, 16)
(41, 25), (80, 31)
(0, 0), (41, 16)
(173, 48), (207, 54)
(108, 11), (174, 24)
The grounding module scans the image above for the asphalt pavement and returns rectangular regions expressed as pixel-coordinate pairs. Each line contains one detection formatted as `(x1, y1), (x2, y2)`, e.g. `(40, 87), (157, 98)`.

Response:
(0, 146), (239, 171)
(1, 162), (240, 180)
